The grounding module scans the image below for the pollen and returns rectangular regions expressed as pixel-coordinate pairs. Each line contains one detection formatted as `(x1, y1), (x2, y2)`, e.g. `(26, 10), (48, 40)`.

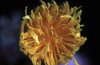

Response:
(19, 0), (87, 65)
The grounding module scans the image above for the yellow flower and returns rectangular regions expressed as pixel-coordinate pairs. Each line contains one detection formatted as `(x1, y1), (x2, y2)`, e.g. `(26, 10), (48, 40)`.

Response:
(19, 0), (87, 65)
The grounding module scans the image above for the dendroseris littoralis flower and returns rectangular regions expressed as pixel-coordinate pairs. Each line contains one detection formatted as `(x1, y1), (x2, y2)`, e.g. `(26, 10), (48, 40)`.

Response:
(19, 0), (87, 65)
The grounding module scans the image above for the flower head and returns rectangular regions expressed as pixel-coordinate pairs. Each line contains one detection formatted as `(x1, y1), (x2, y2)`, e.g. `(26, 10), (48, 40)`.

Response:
(19, 0), (87, 65)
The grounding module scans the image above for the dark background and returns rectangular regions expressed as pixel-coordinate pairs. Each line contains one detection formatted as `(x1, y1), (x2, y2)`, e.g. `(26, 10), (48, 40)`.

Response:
(0, 0), (99, 65)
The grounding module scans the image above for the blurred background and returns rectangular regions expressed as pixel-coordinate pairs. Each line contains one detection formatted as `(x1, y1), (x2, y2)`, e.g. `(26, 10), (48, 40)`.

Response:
(0, 0), (99, 65)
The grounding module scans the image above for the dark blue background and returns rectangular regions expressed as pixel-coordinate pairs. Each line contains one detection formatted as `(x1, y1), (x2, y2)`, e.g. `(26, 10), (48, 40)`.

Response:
(0, 0), (99, 65)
